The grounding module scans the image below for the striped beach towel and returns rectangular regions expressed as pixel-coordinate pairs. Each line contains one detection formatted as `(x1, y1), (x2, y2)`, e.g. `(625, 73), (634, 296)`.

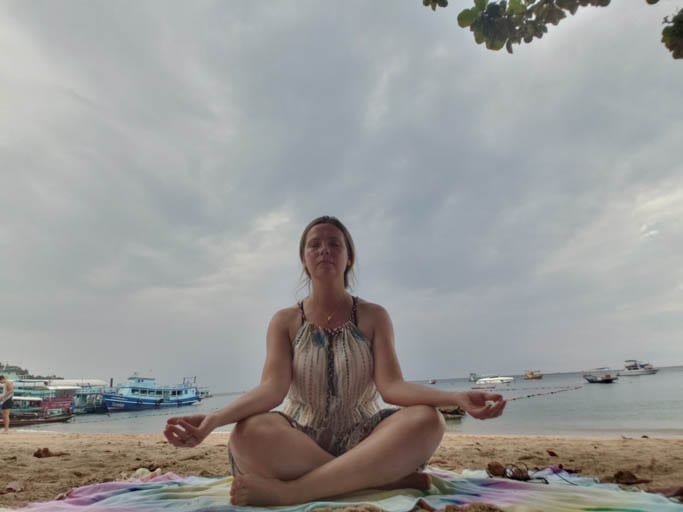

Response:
(13, 467), (683, 512)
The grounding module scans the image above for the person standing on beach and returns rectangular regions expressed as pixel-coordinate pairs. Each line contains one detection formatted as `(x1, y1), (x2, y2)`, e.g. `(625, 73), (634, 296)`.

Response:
(0, 375), (14, 433)
(164, 215), (506, 506)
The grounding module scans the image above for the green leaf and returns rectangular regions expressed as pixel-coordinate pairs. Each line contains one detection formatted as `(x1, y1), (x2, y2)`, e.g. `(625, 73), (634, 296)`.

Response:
(458, 8), (478, 27)
(509, 0), (525, 15)
(486, 38), (506, 50)
(474, 0), (488, 12)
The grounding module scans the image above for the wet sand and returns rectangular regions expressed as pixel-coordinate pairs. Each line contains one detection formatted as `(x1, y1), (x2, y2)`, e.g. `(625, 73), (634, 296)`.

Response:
(1, 432), (682, 508)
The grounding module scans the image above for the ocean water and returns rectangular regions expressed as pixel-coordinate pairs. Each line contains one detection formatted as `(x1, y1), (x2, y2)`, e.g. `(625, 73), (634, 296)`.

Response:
(20, 366), (683, 438)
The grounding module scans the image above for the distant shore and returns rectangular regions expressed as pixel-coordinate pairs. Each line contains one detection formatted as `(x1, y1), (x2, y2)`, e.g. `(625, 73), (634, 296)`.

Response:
(1, 431), (682, 509)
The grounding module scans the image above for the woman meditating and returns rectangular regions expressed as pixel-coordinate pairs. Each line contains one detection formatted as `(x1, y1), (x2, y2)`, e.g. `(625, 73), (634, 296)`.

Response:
(164, 215), (506, 506)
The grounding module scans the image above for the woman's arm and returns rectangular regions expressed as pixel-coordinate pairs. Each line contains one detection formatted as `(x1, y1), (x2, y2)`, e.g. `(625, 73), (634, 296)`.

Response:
(206, 308), (294, 428)
(371, 305), (506, 419)
(164, 308), (294, 446)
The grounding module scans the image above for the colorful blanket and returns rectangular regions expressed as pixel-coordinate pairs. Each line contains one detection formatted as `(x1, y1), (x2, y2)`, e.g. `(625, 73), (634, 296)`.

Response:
(13, 467), (683, 512)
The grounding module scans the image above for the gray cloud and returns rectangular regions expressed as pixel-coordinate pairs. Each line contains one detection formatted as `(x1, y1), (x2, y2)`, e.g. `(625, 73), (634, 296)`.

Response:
(1, 1), (682, 391)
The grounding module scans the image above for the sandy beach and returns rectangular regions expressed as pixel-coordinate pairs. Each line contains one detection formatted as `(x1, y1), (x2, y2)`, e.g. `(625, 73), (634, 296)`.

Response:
(1, 432), (682, 508)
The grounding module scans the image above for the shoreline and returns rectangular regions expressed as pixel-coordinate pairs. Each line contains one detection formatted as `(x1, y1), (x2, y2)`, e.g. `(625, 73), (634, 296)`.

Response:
(2, 432), (682, 508)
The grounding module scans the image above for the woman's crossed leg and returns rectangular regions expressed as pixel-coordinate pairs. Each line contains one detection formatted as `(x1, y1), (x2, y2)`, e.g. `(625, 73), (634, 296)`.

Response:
(228, 405), (446, 506)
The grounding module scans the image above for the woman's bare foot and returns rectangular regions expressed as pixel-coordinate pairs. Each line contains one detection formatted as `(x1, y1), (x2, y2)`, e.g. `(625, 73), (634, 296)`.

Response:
(230, 474), (300, 506)
(229, 472), (431, 505)
(379, 472), (432, 491)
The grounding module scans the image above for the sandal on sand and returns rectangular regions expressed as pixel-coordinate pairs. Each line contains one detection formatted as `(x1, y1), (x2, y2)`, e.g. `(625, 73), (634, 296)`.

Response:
(486, 462), (529, 481)
(486, 462), (548, 484)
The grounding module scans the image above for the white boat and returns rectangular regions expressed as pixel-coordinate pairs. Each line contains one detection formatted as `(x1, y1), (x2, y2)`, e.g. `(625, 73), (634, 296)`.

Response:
(618, 360), (658, 376)
(475, 376), (514, 385)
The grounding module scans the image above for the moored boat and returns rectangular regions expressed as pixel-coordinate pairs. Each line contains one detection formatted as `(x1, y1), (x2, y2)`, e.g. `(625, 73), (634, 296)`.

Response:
(103, 375), (201, 411)
(438, 406), (464, 420)
(10, 396), (74, 427)
(524, 370), (543, 380)
(16, 378), (110, 414)
(582, 368), (618, 383)
(618, 360), (659, 376)
(49, 378), (110, 414)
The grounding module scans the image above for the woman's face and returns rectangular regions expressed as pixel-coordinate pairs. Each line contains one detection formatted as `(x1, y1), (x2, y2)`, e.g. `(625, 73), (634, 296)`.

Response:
(302, 223), (350, 282)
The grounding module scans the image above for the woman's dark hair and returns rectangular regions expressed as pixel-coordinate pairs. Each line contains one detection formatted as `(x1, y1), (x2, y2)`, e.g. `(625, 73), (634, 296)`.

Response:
(299, 215), (356, 289)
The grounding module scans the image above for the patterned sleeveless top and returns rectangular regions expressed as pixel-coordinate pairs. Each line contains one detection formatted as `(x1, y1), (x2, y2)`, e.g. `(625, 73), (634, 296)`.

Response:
(281, 296), (381, 455)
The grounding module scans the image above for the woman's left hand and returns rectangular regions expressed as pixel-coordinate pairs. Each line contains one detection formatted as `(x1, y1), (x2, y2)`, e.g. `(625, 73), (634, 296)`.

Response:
(458, 391), (506, 419)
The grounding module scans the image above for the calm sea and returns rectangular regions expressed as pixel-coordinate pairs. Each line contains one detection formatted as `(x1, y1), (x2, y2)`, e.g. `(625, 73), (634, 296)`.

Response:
(20, 366), (683, 438)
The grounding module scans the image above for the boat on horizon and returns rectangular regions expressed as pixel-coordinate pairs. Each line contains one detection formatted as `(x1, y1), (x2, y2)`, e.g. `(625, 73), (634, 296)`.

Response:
(524, 370), (543, 380)
(618, 360), (659, 376)
(103, 374), (201, 411)
(582, 368), (618, 384)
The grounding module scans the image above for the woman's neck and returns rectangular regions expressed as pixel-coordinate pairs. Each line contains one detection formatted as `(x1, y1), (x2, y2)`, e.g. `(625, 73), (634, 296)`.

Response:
(307, 286), (349, 309)
(305, 287), (352, 328)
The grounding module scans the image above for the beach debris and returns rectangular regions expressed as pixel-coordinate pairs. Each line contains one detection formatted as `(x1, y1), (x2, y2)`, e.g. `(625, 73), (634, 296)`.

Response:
(413, 500), (505, 512)
(556, 464), (582, 474)
(125, 467), (163, 481)
(33, 447), (69, 458)
(0, 480), (26, 494)
(55, 490), (74, 501)
(486, 462), (506, 477)
(546, 449), (559, 457)
(602, 470), (652, 485)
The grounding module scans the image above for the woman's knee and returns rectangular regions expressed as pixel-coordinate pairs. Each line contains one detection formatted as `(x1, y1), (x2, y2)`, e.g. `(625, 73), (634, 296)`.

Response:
(230, 412), (289, 449)
(404, 405), (446, 436)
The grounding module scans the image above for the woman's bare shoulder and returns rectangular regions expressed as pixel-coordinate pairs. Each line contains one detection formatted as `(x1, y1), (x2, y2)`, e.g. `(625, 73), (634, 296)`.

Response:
(270, 304), (302, 325)
(356, 298), (391, 321)
(268, 304), (304, 341)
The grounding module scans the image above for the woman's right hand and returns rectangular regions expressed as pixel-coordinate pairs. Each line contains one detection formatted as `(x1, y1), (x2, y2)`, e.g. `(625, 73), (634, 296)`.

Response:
(164, 414), (214, 448)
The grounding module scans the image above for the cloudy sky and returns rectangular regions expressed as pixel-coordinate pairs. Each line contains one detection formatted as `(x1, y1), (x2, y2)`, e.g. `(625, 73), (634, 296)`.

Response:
(1, 1), (682, 393)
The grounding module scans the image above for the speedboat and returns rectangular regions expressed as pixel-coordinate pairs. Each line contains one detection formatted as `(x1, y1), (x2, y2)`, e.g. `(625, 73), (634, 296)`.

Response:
(618, 360), (659, 376)
(475, 376), (514, 385)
